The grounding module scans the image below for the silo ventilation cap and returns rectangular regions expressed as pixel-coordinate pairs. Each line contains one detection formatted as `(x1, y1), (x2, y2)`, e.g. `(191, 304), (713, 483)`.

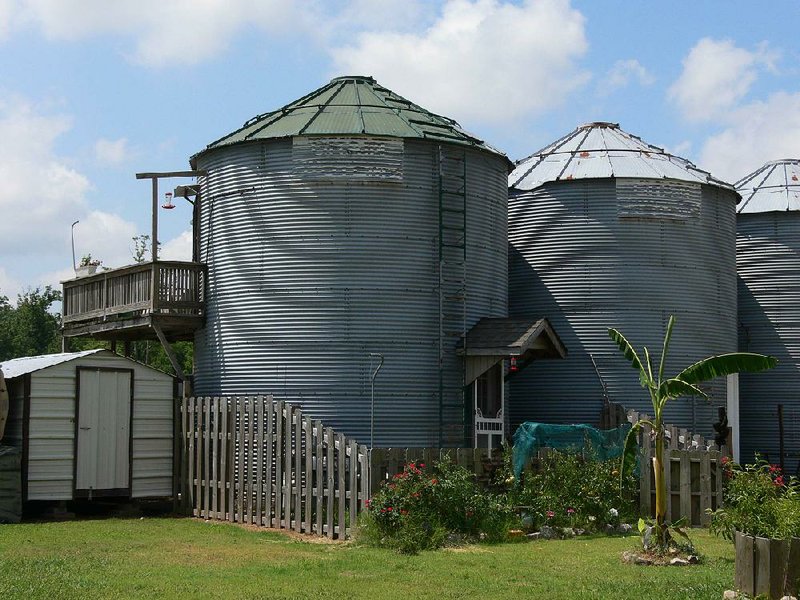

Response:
(330, 75), (376, 84)
(579, 121), (620, 130)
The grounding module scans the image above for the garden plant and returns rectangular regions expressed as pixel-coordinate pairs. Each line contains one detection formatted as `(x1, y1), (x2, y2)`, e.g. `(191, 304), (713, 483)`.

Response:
(610, 315), (776, 552)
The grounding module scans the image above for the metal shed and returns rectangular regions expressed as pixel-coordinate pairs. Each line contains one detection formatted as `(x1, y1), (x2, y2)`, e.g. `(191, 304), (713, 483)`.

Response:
(737, 159), (800, 465)
(0, 349), (175, 502)
(508, 122), (739, 437)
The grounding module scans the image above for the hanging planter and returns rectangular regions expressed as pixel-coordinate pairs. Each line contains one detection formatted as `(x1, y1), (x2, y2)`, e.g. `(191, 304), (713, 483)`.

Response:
(734, 531), (800, 599)
(76, 255), (102, 277)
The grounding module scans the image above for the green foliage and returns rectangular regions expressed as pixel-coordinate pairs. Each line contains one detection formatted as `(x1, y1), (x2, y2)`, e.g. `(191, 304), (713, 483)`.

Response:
(609, 314), (776, 549)
(505, 449), (638, 532)
(709, 458), (800, 541)
(359, 458), (512, 554)
(0, 287), (63, 361)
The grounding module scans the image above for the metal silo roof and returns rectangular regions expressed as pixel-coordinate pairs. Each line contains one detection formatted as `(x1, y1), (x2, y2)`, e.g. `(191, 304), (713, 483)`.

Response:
(736, 159), (800, 213)
(193, 75), (509, 165)
(510, 121), (736, 192)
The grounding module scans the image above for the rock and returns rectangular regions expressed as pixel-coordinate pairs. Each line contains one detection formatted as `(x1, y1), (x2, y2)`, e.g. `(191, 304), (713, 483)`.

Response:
(669, 558), (689, 566)
(446, 533), (463, 546)
(779, 596), (798, 600)
(574, 528), (586, 536)
(642, 526), (655, 550)
(687, 555), (699, 564)
(722, 591), (739, 600)
(527, 532), (541, 540)
(562, 527), (576, 538)
(520, 513), (535, 530)
(617, 523), (633, 534)
(605, 524), (616, 535)
(539, 525), (557, 540)
(622, 551), (652, 565)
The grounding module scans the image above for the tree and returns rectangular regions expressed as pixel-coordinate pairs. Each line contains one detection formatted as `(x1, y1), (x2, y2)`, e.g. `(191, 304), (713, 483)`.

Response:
(0, 287), (63, 361)
(610, 315), (776, 550)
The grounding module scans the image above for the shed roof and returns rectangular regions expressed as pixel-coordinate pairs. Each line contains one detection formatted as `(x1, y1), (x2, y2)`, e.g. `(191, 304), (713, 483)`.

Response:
(510, 122), (735, 192)
(192, 75), (509, 165)
(736, 159), (800, 213)
(1, 350), (103, 379)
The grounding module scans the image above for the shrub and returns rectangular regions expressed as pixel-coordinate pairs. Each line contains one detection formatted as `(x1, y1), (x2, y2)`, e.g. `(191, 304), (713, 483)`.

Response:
(504, 449), (638, 532)
(359, 457), (512, 554)
(709, 458), (800, 541)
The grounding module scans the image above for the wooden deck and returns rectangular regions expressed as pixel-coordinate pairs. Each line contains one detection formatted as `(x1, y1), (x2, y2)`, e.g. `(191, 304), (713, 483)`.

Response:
(62, 261), (206, 341)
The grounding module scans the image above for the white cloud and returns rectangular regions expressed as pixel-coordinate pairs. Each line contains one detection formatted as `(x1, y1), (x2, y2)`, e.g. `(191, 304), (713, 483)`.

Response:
(330, 0), (589, 124)
(669, 38), (778, 123)
(94, 137), (130, 165)
(0, 266), (22, 300)
(0, 97), (89, 257)
(16, 0), (311, 67)
(597, 59), (654, 96)
(160, 229), (193, 261)
(0, 0), (16, 39)
(73, 210), (138, 269)
(699, 91), (800, 183)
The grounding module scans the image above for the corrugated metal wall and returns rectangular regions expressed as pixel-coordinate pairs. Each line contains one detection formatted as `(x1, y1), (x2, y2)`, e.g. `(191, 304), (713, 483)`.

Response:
(508, 178), (738, 435)
(193, 137), (508, 447)
(20, 352), (174, 500)
(738, 212), (800, 465)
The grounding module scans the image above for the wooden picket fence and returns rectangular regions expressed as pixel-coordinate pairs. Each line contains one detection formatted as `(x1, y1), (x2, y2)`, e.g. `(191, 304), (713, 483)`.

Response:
(180, 396), (369, 539)
(628, 409), (728, 526)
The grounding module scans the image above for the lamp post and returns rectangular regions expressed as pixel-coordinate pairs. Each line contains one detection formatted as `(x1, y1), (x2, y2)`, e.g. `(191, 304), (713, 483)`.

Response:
(71, 220), (80, 274)
(369, 353), (384, 450)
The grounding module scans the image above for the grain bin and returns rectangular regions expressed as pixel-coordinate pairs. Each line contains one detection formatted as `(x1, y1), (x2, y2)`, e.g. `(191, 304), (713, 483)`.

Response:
(737, 159), (800, 464)
(190, 76), (512, 447)
(508, 122), (739, 435)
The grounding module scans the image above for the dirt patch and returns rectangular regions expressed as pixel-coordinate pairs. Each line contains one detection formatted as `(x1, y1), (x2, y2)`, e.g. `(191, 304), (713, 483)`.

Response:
(196, 517), (347, 545)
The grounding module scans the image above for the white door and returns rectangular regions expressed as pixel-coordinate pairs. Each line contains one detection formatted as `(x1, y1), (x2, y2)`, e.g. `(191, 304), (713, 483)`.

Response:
(75, 368), (132, 496)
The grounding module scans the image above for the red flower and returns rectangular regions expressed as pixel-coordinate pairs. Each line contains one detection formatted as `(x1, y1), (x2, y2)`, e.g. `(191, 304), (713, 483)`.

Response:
(409, 462), (416, 469)
(775, 476), (785, 487)
(387, 506), (393, 512)
(419, 463), (426, 468)
(720, 456), (730, 466)
(770, 464), (781, 473)
(567, 508), (575, 515)
(546, 511), (555, 519)
(431, 478), (438, 485)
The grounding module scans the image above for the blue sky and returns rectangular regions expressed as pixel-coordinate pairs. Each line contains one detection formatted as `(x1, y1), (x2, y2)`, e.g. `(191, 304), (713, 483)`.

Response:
(1, 0), (798, 300)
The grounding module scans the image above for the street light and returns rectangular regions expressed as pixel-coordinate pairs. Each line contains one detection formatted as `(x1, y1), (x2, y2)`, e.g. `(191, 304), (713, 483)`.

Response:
(369, 353), (384, 450)
(71, 220), (80, 274)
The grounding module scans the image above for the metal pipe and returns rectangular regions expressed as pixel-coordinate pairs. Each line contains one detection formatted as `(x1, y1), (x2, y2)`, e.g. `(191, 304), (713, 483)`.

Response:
(151, 178), (159, 261)
(369, 353), (384, 450)
(71, 220), (80, 273)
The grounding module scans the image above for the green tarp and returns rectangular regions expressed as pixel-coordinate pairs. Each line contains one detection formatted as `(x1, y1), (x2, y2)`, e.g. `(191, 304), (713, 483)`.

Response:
(512, 421), (631, 478)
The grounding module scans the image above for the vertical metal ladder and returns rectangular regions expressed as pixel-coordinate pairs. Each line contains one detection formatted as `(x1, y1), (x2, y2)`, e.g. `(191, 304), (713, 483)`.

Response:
(437, 145), (468, 447)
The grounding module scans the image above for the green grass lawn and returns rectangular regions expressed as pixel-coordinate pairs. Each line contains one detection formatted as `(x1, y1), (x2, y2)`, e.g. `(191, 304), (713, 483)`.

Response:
(0, 517), (733, 599)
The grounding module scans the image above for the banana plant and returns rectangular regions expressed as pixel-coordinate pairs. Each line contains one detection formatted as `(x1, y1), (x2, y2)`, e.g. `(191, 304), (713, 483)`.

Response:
(609, 315), (776, 549)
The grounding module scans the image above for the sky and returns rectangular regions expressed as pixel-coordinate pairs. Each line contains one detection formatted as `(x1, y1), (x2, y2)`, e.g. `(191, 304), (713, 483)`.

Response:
(1, 0), (799, 302)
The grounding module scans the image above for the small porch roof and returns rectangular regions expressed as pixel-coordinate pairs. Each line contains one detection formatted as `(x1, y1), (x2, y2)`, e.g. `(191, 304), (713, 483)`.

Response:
(460, 317), (566, 386)
(461, 317), (566, 359)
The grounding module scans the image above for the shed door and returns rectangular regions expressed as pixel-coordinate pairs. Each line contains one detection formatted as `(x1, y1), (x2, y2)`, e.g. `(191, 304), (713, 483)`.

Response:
(75, 368), (132, 497)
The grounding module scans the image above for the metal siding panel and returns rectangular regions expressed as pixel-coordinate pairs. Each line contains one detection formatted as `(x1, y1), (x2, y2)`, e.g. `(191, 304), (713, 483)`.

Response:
(737, 212), (800, 463)
(194, 138), (508, 446)
(508, 179), (737, 436)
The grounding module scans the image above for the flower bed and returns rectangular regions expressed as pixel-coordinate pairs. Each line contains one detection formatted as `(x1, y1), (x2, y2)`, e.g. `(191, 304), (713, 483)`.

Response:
(709, 459), (800, 598)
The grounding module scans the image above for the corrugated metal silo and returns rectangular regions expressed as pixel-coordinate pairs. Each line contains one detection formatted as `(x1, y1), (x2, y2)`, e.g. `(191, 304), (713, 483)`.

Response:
(736, 159), (800, 464)
(190, 76), (511, 447)
(508, 122), (739, 435)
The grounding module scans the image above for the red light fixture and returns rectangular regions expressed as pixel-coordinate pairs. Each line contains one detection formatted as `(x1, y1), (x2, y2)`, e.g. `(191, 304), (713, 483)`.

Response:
(509, 356), (518, 372)
(162, 192), (175, 210)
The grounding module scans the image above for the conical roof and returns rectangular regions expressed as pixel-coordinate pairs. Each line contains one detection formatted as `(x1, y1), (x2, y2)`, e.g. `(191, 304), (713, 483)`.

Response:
(510, 122), (735, 191)
(193, 75), (509, 164)
(736, 159), (800, 213)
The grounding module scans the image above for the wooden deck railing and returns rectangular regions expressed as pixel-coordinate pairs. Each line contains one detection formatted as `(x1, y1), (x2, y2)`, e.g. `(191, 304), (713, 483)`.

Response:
(62, 261), (206, 324)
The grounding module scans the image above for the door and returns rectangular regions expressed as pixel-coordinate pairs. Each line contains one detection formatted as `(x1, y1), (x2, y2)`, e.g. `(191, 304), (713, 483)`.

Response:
(75, 368), (133, 497)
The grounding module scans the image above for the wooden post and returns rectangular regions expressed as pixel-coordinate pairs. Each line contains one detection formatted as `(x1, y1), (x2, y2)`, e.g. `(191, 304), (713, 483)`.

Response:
(326, 427), (334, 538)
(337, 432), (346, 539)
(315, 420), (323, 535)
(265, 399), (274, 527)
(255, 397), (265, 528)
(294, 409), (302, 533)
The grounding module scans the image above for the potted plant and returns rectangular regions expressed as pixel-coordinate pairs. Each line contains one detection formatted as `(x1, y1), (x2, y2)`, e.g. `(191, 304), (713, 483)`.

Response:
(76, 254), (102, 277)
(709, 459), (800, 598)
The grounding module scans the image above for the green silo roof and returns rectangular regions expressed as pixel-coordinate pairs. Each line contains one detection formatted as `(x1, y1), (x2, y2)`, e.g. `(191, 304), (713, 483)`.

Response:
(193, 75), (509, 164)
